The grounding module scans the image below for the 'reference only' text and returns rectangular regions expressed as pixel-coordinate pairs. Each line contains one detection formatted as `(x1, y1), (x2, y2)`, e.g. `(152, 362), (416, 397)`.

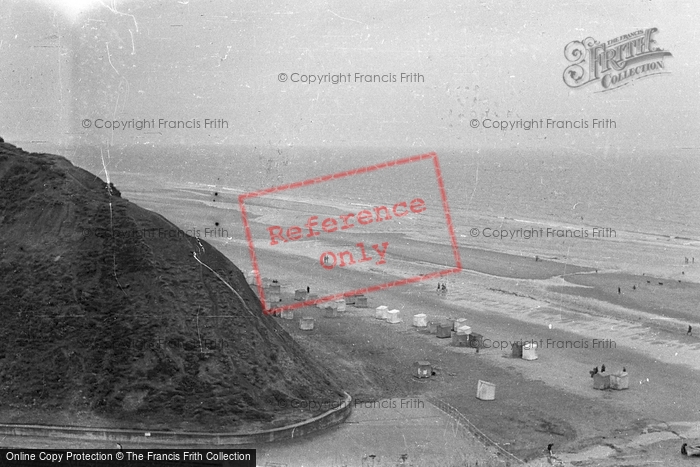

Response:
(266, 198), (427, 270)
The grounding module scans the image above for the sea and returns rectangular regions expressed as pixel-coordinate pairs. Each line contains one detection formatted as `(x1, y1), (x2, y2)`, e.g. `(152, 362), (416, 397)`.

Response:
(60, 144), (700, 244)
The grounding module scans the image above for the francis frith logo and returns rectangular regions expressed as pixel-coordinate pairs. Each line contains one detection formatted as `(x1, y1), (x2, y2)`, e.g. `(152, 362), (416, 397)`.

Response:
(563, 28), (672, 92)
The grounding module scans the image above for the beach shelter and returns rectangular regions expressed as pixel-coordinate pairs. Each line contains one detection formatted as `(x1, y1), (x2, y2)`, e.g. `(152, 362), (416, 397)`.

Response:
(469, 333), (483, 349)
(375, 305), (388, 319)
(335, 299), (346, 312)
(436, 323), (452, 338)
(355, 295), (368, 308)
(413, 314), (428, 327)
(593, 372), (610, 390)
(610, 371), (629, 390)
(324, 305), (337, 318)
(246, 270), (258, 285)
(281, 309), (294, 320)
(266, 291), (281, 303)
(294, 289), (307, 301)
(268, 283), (281, 294)
(428, 321), (440, 334)
(386, 309), (401, 324)
(344, 295), (356, 306)
(511, 342), (523, 358)
(476, 380), (496, 400)
(307, 293), (319, 302)
(522, 342), (538, 360)
(299, 317), (315, 331)
(452, 327), (470, 347)
(453, 318), (468, 331)
(413, 361), (432, 379)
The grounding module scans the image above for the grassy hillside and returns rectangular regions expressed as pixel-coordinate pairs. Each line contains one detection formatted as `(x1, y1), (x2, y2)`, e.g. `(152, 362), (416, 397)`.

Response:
(0, 141), (344, 431)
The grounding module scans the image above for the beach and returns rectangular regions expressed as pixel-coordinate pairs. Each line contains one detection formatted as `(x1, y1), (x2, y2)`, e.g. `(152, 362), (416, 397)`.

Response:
(104, 166), (700, 465)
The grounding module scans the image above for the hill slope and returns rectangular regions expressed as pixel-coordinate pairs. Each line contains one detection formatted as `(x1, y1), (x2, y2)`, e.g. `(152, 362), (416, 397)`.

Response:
(0, 141), (344, 431)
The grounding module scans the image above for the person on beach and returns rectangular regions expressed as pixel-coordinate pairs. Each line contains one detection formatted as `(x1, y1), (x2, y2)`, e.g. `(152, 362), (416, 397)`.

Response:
(618, 287), (621, 294)
(688, 325), (693, 336)
(601, 364), (606, 373)
(307, 286), (310, 293)
(535, 255), (539, 262)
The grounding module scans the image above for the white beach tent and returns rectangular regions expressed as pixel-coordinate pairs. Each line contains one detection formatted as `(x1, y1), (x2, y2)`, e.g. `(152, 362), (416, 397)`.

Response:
(386, 309), (401, 324)
(453, 318), (467, 331)
(476, 380), (496, 400)
(413, 314), (428, 327)
(281, 309), (294, 320)
(610, 371), (629, 390)
(522, 342), (538, 360)
(299, 317), (315, 330)
(246, 270), (257, 285)
(375, 305), (388, 320)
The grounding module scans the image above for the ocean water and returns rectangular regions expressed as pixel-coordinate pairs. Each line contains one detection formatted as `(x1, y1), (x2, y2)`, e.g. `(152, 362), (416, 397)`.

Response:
(66, 144), (700, 243)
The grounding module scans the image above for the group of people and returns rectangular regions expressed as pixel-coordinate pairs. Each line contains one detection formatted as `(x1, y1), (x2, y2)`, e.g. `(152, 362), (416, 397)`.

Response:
(436, 282), (448, 293)
(589, 364), (625, 377)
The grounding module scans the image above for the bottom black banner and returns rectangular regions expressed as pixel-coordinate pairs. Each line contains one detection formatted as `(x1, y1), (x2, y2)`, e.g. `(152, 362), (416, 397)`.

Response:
(0, 449), (256, 467)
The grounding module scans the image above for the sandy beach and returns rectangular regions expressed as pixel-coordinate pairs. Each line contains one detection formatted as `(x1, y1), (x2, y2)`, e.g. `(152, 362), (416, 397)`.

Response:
(113, 175), (700, 465)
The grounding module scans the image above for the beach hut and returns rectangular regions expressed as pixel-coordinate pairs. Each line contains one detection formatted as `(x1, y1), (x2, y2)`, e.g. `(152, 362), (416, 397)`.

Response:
(299, 317), (315, 330)
(522, 342), (538, 360)
(281, 309), (294, 320)
(375, 305), (388, 319)
(307, 293), (318, 303)
(413, 361), (432, 379)
(344, 295), (356, 306)
(469, 333), (483, 350)
(335, 299), (346, 312)
(246, 271), (258, 285)
(413, 314), (428, 327)
(386, 309), (401, 324)
(610, 371), (629, 390)
(428, 321), (440, 334)
(436, 323), (452, 338)
(268, 283), (281, 295)
(453, 318), (468, 331)
(324, 305), (337, 318)
(476, 380), (496, 401)
(593, 372), (610, 390)
(452, 327), (471, 347)
(355, 295), (368, 308)
(266, 291), (281, 303)
(294, 289), (307, 301)
(511, 342), (523, 358)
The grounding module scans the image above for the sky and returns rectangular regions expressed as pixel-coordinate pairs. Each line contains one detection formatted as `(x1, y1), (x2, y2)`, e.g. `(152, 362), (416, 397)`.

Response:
(0, 0), (698, 154)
